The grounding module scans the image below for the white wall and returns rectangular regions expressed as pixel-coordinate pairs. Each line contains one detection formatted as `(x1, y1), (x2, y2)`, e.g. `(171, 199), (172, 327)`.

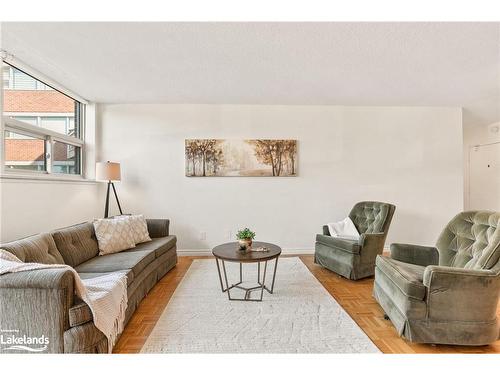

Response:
(0, 180), (101, 242)
(98, 104), (463, 253)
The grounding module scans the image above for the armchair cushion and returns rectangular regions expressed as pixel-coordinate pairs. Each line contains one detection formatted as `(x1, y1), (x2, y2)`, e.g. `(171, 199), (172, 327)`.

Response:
(436, 211), (500, 269)
(349, 201), (394, 234)
(315, 234), (360, 254)
(375, 255), (426, 300)
(390, 243), (439, 267)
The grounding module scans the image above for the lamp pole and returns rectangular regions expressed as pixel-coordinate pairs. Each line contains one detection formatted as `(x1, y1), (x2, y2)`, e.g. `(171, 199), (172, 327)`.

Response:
(104, 180), (124, 218)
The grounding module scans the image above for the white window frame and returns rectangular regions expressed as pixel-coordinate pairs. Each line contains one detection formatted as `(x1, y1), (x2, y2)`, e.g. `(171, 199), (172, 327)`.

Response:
(3, 117), (85, 176)
(1, 52), (89, 181)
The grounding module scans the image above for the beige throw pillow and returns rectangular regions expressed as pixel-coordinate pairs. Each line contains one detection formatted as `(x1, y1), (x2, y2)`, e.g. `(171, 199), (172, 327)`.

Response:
(93, 217), (136, 255)
(124, 214), (152, 244)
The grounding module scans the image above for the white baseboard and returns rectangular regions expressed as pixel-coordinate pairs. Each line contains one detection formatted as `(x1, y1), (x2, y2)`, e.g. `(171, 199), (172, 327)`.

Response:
(177, 247), (390, 257)
(177, 248), (315, 257)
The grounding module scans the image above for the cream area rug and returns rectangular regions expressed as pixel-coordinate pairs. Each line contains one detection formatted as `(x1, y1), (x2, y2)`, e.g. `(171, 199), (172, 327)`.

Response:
(141, 257), (380, 353)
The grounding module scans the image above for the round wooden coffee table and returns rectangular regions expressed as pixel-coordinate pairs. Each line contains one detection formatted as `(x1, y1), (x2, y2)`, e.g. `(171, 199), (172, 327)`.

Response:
(212, 241), (281, 302)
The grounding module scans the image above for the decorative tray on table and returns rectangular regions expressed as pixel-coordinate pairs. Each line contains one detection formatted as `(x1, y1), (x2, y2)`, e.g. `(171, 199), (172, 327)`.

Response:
(249, 246), (270, 252)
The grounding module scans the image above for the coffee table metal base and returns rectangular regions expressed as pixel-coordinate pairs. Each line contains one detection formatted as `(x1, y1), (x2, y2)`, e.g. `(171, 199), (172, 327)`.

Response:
(215, 258), (279, 302)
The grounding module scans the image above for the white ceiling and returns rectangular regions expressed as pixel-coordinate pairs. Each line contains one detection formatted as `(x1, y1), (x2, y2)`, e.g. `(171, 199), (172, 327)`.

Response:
(2, 22), (499, 124)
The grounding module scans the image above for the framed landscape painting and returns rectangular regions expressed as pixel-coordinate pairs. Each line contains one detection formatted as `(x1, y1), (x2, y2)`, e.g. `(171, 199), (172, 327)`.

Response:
(185, 139), (297, 177)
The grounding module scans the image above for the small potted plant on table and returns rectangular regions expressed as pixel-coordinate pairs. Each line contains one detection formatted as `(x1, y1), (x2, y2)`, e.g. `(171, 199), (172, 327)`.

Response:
(236, 228), (256, 251)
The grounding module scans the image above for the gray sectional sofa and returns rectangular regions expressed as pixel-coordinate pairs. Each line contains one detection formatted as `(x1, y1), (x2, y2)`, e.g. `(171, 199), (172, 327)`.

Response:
(0, 219), (177, 353)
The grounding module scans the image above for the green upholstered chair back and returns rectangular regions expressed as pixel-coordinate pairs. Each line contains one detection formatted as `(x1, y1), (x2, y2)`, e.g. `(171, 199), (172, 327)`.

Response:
(436, 211), (500, 270)
(348, 201), (396, 235)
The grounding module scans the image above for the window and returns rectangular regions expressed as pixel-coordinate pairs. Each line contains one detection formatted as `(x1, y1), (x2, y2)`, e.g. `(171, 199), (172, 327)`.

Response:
(3, 64), (51, 91)
(2, 61), (85, 176)
(4, 130), (46, 171)
(52, 141), (81, 175)
(11, 116), (37, 126)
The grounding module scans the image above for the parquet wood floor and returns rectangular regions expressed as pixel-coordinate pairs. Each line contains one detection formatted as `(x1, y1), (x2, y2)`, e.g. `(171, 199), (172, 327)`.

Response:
(113, 255), (500, 354)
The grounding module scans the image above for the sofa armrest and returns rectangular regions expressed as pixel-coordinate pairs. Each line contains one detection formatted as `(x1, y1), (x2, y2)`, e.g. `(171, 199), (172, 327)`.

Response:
(359, 232), (386, 263)
(146, 219), (170, 238)
(423, 266), (500, 322)
(390, 243), (439, 266)
(0, 268), (74, 353)
(322, 225), (330, 235)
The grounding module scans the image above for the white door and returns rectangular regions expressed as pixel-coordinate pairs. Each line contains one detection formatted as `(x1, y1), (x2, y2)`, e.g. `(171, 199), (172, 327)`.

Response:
(469, 142), (500, 211)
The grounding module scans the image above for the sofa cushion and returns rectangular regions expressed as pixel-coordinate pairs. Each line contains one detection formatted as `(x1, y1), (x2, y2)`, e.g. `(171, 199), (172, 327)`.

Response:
(376, 255), (427, 300)
(75, 250), (155, 277)
(1, 233), (65, 264)
(63, 321), (107, 353)
(78, 269), (134, 286)
(146, 219), (170, 238)
(51, 223), (99, 267)
(315, 234), (360, 254)
(124, 236), (177, 258)
(68, 297), (93, 328)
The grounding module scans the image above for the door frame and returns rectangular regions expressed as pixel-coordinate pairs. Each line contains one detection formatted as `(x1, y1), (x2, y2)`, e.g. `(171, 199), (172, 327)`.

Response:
(467, 140), (500, 210)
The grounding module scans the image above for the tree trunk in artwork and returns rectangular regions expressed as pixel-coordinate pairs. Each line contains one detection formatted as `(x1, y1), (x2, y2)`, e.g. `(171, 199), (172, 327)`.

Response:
(276, 151), (283, 176)
(269, 145), (276, 176)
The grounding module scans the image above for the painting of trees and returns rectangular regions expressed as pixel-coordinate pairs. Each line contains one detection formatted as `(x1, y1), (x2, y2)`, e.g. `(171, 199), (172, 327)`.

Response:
(246, 140), (297, 176)
(185, 139), (225, 176)
(185, 139), (297, 177)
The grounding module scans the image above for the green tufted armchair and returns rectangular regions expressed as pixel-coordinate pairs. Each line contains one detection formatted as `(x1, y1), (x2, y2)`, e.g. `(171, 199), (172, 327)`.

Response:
(373, 211), (500, 346)
(315, 201), (396, 280)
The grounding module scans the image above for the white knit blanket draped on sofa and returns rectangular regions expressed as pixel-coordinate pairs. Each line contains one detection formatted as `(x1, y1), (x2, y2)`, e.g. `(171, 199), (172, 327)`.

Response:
(0, 249), (128, 353)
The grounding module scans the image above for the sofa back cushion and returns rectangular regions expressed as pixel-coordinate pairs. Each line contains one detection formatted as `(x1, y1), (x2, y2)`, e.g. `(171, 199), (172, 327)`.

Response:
(349, 201), (395, 235)
(1, 233), (65, 264)
(51, 222), (99, 267)
(436, 211), (500, 270)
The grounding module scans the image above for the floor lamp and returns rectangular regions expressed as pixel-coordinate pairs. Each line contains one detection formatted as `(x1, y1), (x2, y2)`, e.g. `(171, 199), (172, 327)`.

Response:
(96, 161), (123, 218)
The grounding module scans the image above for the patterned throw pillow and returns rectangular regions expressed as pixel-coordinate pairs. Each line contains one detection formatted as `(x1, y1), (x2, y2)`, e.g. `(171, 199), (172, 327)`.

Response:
(124, 214), (152, 244)
(93, 217), (136, 255)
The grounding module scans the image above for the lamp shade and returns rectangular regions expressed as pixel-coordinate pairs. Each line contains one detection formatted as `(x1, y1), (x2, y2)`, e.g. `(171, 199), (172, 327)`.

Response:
(96, 161), (121, 181)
